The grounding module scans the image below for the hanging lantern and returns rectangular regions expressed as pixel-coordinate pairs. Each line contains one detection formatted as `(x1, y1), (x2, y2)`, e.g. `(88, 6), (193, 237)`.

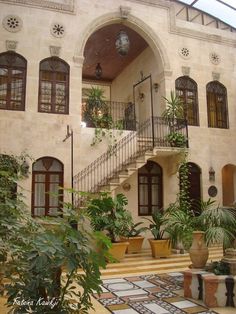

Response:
(115, 30), (130, 56)
(95, 63), (102, 79)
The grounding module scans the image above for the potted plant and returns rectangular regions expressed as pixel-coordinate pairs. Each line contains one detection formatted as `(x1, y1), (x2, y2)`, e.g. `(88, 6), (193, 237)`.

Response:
(165, 199), (236, 268)
(143, 210), (171, 258)
(166, 132), (186, 147)
(83, 86), (106, 128)
(121, 222), (148, 253)
(162, 91), (187, 147)
(87, 193), (133, 261)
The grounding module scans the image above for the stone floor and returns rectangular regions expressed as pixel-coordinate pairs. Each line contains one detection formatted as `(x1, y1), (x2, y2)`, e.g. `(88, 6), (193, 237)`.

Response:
(88, 247), (235, 314)
(1, 247), (235, 313)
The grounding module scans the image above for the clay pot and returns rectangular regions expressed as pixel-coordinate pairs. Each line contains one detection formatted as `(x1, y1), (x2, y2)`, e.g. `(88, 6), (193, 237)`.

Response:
(189, 231), (209, 268)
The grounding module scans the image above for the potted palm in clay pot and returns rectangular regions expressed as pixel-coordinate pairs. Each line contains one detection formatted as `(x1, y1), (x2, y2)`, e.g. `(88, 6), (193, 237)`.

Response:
(121, 221), (148, 253)
(144, 210), (171, 258)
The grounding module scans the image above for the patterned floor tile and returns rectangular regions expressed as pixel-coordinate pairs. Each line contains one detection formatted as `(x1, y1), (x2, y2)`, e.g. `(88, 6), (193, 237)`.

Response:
(95, 273), (219, 314)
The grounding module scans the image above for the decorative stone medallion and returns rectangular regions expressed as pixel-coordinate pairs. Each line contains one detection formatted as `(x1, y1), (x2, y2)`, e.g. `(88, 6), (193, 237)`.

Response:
(6, 40), (18, 51)
(50, 22), (65, 38)
(3, 15), (22, 32)
(210, 52), (221, 65)
(179, 47), (191, 59)
(208, 185), (218, 197)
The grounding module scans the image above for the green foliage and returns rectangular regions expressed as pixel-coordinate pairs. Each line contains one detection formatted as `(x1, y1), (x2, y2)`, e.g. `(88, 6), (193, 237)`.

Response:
(123, 222), (148, 238)
(162, 91), (184, 120)
(206, 260), (230, 275)
(0, 154), (110, 313)
(83, 86), (123, 149)
(83, 86), (106, 128)
(166, 132), (186, 148)
(165, 199), (236, 250)
(143, 210), (169, 240)
(87, 193), (133, 243)
(178, 151), (191, 213)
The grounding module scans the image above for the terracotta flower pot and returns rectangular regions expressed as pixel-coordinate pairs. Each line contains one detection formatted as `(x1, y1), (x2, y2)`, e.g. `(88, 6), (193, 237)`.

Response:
(148, 239), (171, 258)
(189, 231), (209, 268)
(108, 241), (129, 261)
(121, 236), (144, 253)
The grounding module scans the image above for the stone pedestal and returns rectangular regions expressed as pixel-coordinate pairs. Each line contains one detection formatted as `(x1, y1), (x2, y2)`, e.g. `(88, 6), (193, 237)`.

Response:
(184, 269), (236, 308)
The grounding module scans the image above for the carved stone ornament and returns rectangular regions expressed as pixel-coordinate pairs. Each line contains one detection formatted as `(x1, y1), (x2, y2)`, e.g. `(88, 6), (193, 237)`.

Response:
(49, 45), (61, 57)
(3, 15), (22, 33)
(6, 40), (18, 51)
(210, 52), (221, 65)
(179, 47), (191, 59)
(182, 66), (190, 76)
(120, 5), (131, 19)
(50, 22), (65, 38)
(212, 72), (220, 81)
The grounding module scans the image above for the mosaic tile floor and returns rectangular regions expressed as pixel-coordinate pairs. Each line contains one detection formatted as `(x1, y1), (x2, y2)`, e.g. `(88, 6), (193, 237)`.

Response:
(93, 272), (219, 314)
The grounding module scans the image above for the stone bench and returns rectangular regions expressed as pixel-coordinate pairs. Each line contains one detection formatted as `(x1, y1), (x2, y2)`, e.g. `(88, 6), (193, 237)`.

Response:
(184, 269), (236, 308)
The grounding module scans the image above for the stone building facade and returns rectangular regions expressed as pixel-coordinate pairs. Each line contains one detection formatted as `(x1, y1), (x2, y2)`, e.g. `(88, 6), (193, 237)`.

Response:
(0, 0), (235, 239)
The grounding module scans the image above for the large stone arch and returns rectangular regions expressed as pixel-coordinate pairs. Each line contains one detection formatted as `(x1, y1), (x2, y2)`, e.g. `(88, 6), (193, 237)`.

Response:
(74, 10), (170, 73)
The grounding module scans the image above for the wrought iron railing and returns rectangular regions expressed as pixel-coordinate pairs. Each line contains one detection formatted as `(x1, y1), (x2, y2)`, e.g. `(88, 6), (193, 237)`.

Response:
(74, 117), (188, 198)
(81, 101), (136, 131)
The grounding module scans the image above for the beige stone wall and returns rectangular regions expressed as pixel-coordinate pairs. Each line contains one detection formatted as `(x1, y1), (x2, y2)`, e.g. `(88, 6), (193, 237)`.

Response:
(0, 0), (236, 215)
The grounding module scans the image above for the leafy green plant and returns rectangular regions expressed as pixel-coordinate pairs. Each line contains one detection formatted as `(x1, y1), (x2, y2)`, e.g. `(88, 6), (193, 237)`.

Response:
(143, 210), (169, 240)
(165, 199), (236, 250)
(83, 86), (106, 128)
(87, 193), (133, 243)
(0, 153), (110, 313)
(205, 260), (230, 275)
(166, 132), (186, 147)
(123, 222), (148, 238)
(162, 91), (184, 120)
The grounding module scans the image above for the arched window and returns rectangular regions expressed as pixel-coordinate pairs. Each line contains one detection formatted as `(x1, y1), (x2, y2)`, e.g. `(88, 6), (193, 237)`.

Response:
(138, 160), (163, 216)
(175, 76), (199, 126)
(38, 57), (69, 114)
(32, 157), (63, 217)
(207, 81), (228, 129)
(0, 51), (26, 111)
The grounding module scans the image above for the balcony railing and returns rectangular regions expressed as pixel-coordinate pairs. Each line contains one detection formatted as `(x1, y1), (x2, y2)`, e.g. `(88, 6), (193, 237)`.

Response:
(81, 101), (136, 131)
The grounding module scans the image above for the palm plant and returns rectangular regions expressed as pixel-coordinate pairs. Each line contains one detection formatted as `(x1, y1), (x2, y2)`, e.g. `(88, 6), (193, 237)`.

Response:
(196, 199), (236, 248)
(162, 91), (184, 120)
(143, 210), (169, 240)
(124, 222), (148, 238)
(165, 199), (236, 250)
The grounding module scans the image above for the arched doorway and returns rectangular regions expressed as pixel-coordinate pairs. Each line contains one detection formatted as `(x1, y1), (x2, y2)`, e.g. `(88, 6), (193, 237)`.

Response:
(222, 164), (236, 206)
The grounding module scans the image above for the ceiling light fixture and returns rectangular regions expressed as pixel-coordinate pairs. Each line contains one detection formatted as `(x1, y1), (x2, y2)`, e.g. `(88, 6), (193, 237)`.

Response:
(95, 62), (102, 79)
(115, 30), (130, 56)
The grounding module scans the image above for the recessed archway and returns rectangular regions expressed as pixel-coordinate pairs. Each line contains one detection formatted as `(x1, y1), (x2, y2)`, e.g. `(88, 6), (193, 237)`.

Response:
(222, 164), (236, 206)
(78, 11), (170, 127)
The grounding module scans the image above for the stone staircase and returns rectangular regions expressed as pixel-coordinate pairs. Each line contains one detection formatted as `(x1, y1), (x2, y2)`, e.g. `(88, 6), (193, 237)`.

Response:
(100, 246), (224, 278)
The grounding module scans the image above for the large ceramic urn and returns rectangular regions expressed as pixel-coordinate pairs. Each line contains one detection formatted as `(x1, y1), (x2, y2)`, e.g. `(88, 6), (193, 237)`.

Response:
(189, 231), (209, 268)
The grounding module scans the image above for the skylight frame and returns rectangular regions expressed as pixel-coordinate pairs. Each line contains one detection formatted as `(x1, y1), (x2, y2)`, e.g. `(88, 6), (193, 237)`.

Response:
(176, 0), (236, 28)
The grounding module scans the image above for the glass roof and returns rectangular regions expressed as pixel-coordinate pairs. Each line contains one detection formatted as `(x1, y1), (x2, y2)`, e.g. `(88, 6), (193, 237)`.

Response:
(176, 0), (236, 28)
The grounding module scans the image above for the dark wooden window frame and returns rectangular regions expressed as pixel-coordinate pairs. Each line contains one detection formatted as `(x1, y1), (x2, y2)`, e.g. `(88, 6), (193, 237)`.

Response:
(207, 81), (229, 129)
(31, 157), (64, 217)
(175, 76), (199, 126)
(38, 57), (69, 114)
(0, 51), (27, 111)
(138, 161), (163, 216)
